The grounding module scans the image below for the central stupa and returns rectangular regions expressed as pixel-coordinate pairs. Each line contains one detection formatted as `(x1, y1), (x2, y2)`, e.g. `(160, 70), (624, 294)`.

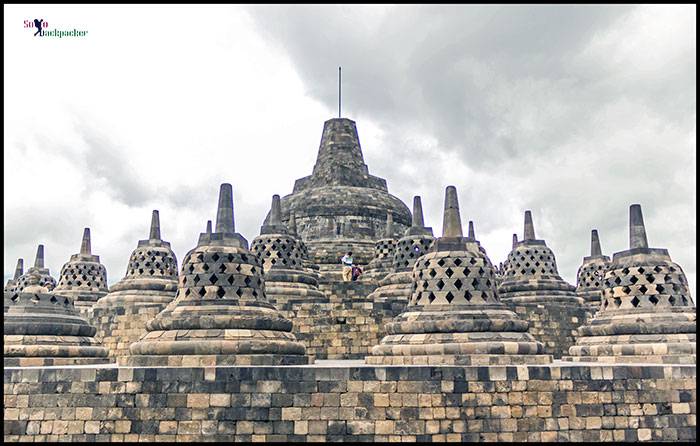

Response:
(265, 118), (411, 268)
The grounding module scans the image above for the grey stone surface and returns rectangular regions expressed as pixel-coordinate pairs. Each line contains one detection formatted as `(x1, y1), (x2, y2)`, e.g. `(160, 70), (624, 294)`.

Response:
(566, 204), (696, 364)
(125, 184), (312, 367)
(53, 228), (109, 310)
(368, 186), (550, 365)
(3, 258), (23, 293)
(575, 229), (611, 309)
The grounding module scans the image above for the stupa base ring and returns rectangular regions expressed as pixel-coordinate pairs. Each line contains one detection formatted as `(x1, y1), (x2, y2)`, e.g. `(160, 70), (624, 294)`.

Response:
(120, 353), (313, 367)
(365, 353), (552, 366)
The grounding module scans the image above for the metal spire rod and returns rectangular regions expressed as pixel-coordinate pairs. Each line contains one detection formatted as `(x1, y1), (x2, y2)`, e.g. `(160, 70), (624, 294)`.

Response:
(338, 66), (342, 118)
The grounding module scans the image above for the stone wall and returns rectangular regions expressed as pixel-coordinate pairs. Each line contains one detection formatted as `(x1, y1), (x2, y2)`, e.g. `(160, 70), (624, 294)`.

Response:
(90, 304), (168, 359)
(4, 363), (696, 442)
(275, 282), (405, 359)
(506, 303), (593, 359)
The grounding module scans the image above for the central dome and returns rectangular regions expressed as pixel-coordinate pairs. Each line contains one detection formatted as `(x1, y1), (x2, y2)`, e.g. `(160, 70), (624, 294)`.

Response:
(265, 118), (411, 265)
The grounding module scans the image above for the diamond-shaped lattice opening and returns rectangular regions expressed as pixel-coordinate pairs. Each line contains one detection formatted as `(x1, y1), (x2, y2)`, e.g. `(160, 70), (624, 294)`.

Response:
(649, 295), (658, 305)
(198, 288), (206, 297)
(469, 258), (477, 265)
(219, 264), (227, 273)
(227, 275), (235, 285)
(645, 274), (655, 283)
(465, 290), (472, 302)
(445, 291), (454, 303)
(445, 268), (454, 278)
(638, 284), (648, 294)
(436, 279), (445, 290)
(428, 292), (436, 303)
(471, 278), (479, 288)
(629, 275), (638, 284)
(236, 288), (243, 297)
(631, 296), (640, 307)
(681, 296), (688, 305)
(655, 284), (664, 293)
(622, 267), (630, 275)
(614, 276), (622, 285)
(637, 267), (645, 274)
(668, 295), (676, 306)
(216, 287), (226, 298)
(454, 258), (463, 266)
(209, 274), (218, 284)
(653, 265), (662, 273)
(437, 258), (446, 267)
(244, 277), (252, 286)
(454, 279), (463, 290)
(227, 254), (235, 262)
(478, 267), (485, 276)
(622, 286), (631, 294)
(613, 297), (622, 307)
(429, 269), (437, 278)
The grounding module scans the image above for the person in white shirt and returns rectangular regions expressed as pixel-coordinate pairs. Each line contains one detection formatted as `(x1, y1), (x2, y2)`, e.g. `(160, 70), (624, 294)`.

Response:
(341, 252), (353, 282)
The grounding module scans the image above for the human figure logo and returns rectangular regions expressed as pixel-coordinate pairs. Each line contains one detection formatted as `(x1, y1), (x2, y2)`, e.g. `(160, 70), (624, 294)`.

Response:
(33, 19), (44, 36)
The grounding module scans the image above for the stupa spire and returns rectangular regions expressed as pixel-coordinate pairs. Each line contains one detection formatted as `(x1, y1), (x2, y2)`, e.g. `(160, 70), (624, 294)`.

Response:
(412, 196), (425, 227)
(524, 210), (536, 241)
(215, 183), (235, 234)
(13, 258), (24, 279)
(442, 186), (463, 238)
(34, 245), (45, 269)
(206, 220), (212, 233)
(149, 210), (161, 240)
(512, 234), (518, 249)
(270, 195), (282, 226)
(80, 228), (91, 255)
(288, 212), (298, 236)
(590, 229), (602, 256)
(629, 204), (648, 249)
(384, 212), (394, 238)
(468, 221), (475, 239)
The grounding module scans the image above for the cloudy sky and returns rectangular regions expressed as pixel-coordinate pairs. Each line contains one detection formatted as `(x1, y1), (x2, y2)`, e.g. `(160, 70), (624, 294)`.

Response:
(4, 5), (696, 297)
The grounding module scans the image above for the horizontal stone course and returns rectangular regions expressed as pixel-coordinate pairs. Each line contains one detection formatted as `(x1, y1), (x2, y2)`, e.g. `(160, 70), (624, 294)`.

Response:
(4, 362), (695, 442)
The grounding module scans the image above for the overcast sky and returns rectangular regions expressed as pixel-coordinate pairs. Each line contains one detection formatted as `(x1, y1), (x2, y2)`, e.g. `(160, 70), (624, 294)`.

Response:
(4, 5), (696, 298)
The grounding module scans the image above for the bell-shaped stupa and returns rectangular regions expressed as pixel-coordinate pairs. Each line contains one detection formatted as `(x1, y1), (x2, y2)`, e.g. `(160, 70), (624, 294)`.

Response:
(566, 204), (695, 364)
(575, 229), (611, 309)
(53, 228), (109, 313)
(91, 211), (179, 358)
(367, 196), (435, 303)
(362, 212), (399, 282)
(125, 184), (311, 366)
(250, 195), (327, 307)
(498, 211), (581, 305)
(4, 259), (24, 293)
(367, 186), (550, 365)
(264, 118), (411, 272)
(4, 270), (109, 366)
(14, 245), (57, 292)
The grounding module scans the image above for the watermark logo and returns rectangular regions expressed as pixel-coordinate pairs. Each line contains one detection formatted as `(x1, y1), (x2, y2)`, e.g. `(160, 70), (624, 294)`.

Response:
(24, 18), (88, 38)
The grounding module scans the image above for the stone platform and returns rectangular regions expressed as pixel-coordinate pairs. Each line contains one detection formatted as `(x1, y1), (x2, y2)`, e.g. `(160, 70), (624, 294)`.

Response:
(3, 360), (696, 442)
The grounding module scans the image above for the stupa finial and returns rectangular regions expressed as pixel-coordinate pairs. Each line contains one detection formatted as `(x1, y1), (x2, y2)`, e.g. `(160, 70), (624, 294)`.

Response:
(34, 244), (45, 269)
(524, 210), (536, 241)
(384, 212), (394, 238)
(442, 186), (463, 238)
(512, 233), (518, 249)
(215, 183), (235, 234)
(629, 204), (648, 249)
(149, 210), (161, 240)
(206, 220), (212, 233)
(288, 212), (298, 236)
(270, 195), (282, 226)
(468, 221), (475, 239)
(13, 258), (24, 279)
(590, 229), (602, 256)
(412, 196), (425, 228)
(80, 228), (91, 255)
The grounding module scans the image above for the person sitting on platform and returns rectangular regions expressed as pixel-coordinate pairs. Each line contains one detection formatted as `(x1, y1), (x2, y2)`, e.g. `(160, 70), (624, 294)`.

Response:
(341, 251), (353, 282)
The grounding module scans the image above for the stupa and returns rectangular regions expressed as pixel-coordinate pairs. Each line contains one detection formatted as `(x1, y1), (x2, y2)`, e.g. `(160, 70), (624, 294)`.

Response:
(264, 118), (411, 270)
(4, 270), (109, 366)
(498, 211), (588, 357)
(566, 204), (695, 364)
(575, 229), (611, 309)
(367, 186), (550, 365)
(3, 259), (23, 293)
(14, 245), (56, 292)
(91, 211), (179, 358)
(367, 196), (435, 303)
(126, 183), (311, 366)
(53, 228), (109, 313)
(362, 212), (399, 282)
(250, 195), (327, 306)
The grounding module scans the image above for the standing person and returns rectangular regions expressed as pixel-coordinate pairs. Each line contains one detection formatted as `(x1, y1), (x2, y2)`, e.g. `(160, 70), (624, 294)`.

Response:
(341, 251), (353, 282)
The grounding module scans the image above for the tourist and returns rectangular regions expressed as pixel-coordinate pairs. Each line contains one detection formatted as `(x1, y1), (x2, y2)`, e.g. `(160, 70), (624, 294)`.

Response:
(341, 251), (353, 282)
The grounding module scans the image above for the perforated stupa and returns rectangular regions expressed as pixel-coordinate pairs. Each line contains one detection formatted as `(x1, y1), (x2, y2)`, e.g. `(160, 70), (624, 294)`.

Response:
(250, 195), (326, 306)
(4, 270), (109, 367)
(14, 245), (57, 292)
(92, 211), (179, 358)
(367, 196), (435, 303)
(126, 183), (311, 366)
(367, 186), (550, 365)
(575, 229), (611, 309)
(3, 259), (23, 293)
(566, 204), (696, 364)
(53, 228), (109, 312)
(362, 212), (399, 282)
